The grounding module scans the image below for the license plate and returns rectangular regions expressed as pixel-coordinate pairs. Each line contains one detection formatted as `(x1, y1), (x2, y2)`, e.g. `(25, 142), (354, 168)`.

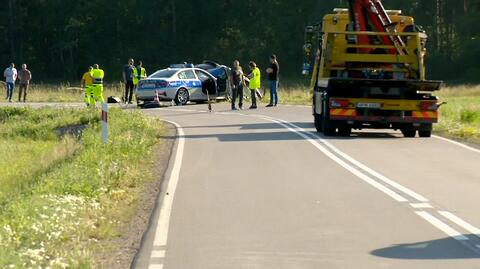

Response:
(141, 83), (156, 88)
(357, 102), (382, 109)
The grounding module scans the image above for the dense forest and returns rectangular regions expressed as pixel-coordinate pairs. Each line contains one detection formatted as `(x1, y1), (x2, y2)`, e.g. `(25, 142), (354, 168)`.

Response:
(0, 0), (479, 83)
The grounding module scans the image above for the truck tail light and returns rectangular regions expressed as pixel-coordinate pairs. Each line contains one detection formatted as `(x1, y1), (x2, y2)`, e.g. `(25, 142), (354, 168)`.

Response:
(420, 101), (438, 111)
(330, 99), (351, 108)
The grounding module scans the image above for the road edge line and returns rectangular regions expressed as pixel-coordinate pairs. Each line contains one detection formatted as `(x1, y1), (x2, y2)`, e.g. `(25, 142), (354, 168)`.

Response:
(432, 135), (480, 154)
(144, 119), (185, 269)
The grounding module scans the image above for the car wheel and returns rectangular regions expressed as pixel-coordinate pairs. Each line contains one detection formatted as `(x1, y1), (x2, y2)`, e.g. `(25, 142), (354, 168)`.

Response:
(175, 88), (189, 106)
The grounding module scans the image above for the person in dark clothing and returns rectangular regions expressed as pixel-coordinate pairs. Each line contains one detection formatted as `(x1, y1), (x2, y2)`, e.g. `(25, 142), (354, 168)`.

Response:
(230, 60), (244, 110)
(266, 54), (280, 107)
(122, 58), (135, 104)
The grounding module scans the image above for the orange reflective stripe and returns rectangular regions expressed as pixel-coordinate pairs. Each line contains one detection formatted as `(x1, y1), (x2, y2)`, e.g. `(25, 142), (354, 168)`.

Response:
(330, 109), (356, 117)
(413, 111), (438, 118)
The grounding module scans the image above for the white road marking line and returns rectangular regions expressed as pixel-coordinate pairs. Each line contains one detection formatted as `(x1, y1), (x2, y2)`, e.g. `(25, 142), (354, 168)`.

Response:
(439, 211), (480, 239)
(272, 118), (429, 203)
(149, 120), (185, 265)
(410, 203), (433, 209)
(151, 250), (166, 258)
(148, 265), (163, 269)
(416, 211), (469, 241)
(433, 135), (480, 154)
(158, 108), (198, 112)
(255, 116), (408, 202)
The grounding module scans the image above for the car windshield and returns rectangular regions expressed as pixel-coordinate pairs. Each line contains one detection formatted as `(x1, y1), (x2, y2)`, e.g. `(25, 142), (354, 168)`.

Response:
(150, 69), (177, 79)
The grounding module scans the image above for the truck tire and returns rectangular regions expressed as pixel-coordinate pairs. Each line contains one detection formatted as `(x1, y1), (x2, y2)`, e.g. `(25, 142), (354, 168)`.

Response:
(314, 114), (323, 132)
(418, 130), (432, 137)
(338, 126), (352, 137)
(322, 117), (336, 136)
(401, 129), (416, 138)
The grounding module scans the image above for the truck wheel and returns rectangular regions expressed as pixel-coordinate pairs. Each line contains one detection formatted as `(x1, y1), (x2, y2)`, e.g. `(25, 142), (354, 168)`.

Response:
(401, 129), (416, 138)
(175, 88), (189, 106)
(314, 114), (323, 132)
(418, 130), (432, 138)
(323, 127), (337, 136)
(338, 126), (352, 137)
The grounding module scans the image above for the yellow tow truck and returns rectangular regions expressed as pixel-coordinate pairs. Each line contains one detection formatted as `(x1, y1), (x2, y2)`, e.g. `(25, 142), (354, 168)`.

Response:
(303, 0), (443, 137)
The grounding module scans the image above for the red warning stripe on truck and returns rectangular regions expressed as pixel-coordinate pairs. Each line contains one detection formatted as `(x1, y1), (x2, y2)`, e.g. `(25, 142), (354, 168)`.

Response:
(330, 109), (357, 117)
(412, 111), (438, 119)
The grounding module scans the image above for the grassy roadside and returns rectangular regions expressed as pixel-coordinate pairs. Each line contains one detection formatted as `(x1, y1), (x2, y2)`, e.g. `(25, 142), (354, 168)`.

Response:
(0, 107), (164, 268)
(19, 83), (124, 103)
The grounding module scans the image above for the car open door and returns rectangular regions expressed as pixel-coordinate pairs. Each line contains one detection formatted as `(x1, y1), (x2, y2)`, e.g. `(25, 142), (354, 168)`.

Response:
(194, 69), (217, 98)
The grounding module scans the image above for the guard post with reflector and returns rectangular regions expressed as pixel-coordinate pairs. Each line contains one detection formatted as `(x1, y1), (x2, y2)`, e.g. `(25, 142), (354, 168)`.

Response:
(101, 103), (108, 144)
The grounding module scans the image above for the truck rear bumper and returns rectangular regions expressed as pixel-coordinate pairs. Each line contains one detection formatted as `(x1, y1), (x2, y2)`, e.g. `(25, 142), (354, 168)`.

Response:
(330, 115), (437, 123)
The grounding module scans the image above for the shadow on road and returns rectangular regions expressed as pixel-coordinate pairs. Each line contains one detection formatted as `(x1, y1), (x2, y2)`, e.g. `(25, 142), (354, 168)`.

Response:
(160, 131), (306, 142)
(371, 236), (480, 260)
(180, 122), (314, 130)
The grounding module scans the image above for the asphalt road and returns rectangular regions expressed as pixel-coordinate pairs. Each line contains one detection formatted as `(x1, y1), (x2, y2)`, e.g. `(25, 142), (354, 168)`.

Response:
(130, 102), (480, 269)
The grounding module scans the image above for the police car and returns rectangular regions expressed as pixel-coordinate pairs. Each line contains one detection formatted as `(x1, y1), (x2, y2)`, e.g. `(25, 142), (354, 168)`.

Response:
(135, 63), (230, 107)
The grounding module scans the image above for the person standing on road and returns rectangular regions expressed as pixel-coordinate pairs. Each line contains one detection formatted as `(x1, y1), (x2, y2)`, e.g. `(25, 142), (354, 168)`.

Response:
(17, 64), (32, 102)
(230, 60), (244, 110)
(81, 66), (94, 106)
(91, 64), (105, 104)
(133, 60), (147, 89)
(123, 58), (135, 104)
(3, 63), (17, 102)
(247, 61), (261, 109)
(266, 54), (280, 107)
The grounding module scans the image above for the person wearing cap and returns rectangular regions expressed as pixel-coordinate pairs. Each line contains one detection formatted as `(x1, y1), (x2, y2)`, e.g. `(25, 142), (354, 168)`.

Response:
(81, 66), (94, 106)
(266, 54), (280, 107)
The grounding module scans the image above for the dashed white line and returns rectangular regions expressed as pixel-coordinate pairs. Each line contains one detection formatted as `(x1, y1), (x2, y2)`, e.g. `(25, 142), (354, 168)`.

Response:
(410, 203), (433, 209)
(439, 211), (480, 239)
(151, 250), (166, 258)
(416, 211), (469, 241)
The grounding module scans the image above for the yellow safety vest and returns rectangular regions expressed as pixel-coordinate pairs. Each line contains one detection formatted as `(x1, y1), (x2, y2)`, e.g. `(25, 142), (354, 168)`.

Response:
(133, 67), (147, 85)
(92, 68), (104, 84)
(249, 67), (261, 89)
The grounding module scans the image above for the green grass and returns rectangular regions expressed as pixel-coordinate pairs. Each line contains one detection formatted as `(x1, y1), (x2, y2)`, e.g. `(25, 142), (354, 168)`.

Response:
(20, 83), (124, 103)
(435, 85), (480, 143)
(0, 107), (164, 268)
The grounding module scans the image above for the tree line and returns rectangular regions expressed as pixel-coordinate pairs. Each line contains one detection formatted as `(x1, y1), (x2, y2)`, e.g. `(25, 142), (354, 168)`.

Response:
(1, 0), (478, 83)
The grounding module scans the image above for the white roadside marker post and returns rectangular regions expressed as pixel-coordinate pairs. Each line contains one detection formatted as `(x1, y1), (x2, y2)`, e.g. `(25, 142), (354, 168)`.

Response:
(101, 103), (108, 144)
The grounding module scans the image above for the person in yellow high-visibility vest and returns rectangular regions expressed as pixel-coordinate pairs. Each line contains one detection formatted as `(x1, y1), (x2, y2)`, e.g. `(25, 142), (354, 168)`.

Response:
(81, 66), (94, 106)
(247, 61), (261, 109)
(133, 61), (147, 89)
(91, 64), (105, 104)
